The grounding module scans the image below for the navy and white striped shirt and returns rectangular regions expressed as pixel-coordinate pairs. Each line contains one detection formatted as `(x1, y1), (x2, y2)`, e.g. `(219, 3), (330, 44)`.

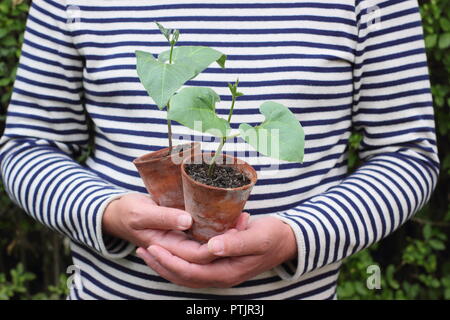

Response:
(0, 0), (439, 299)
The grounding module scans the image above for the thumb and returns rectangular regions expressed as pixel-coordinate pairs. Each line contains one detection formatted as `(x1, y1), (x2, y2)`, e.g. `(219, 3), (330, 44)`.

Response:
(235, 212), (250, 231)
(132, 204), (193, 231)
(207, 226), (269, 257)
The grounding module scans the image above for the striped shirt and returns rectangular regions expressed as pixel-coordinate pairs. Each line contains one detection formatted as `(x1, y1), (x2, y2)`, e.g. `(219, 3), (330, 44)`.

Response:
(0, 0), (439, 300)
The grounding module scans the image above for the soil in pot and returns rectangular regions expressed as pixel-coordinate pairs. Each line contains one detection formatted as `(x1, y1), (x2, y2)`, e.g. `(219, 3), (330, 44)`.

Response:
(184, 163), (250, 188)
(133, 142), (200, 209)
(181, 153), (257, 243)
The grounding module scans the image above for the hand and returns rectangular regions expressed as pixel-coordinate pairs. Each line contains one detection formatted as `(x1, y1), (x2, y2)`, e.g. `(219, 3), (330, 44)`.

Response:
(143, 212), (250, 264)
(136, 216), (297, 288)
(102, 193), (194, 248)
(102, 193), (249, 264)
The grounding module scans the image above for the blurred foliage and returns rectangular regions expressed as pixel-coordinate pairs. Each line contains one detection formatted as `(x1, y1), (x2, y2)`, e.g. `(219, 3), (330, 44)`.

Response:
(0, 0), (71, 300)
(0, 0), (449, 300)
(339, 0), (450, 299)
(0, 263), (68, 300)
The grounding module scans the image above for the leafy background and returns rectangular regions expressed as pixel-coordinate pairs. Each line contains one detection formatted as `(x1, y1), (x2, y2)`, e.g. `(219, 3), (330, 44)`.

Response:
(0, 0), (449, 299)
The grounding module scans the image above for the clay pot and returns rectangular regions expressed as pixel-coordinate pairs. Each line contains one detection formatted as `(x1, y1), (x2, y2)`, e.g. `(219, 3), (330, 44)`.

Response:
(133, 142), (201, 209)
(181, 153), (258, 242)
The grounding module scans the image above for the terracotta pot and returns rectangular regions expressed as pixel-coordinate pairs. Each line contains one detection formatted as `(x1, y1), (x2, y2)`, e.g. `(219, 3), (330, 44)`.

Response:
(181, 153), (258, 242)
(133, 142), (201, 209)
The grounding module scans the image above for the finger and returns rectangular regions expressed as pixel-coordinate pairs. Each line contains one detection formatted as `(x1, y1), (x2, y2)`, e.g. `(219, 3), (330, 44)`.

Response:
(148, 246), (256, 288)
(136, 247), (188, 287)
(132, 205), (193, 231)
(147, 245), (218, 288)
(144, 230), (218, 264)
(225, 228), (238, 235)
(207, 227), (270, 257)
(235, 212), (250, 231)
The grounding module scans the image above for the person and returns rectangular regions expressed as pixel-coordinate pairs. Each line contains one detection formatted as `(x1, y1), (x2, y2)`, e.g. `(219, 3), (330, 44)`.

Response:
(0, 0), (439, 300)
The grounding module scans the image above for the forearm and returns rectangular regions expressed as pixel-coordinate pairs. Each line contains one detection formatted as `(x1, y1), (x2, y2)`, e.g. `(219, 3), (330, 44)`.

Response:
(274, 150), (439, 280)
(0, 139), (135, 258)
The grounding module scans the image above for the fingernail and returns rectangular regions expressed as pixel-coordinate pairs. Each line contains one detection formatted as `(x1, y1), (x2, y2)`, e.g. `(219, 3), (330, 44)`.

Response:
(177, 215), (192, 229)
(136, 248), (146, 258)
(208, 239), (224, 255)
(147, 246), (158, 260)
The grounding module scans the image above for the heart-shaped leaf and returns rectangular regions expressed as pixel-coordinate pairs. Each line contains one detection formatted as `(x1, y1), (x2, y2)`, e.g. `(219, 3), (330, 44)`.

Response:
(136, 50), (196, 109)
(239, 101), (305, 162)
(159, 46), (226, 71)
(168, 87), (230, 138)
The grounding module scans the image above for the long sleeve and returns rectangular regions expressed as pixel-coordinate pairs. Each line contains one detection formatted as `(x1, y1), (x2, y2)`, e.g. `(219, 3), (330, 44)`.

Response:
(274, 0), (439, 280)
(0, 0), (135, 259)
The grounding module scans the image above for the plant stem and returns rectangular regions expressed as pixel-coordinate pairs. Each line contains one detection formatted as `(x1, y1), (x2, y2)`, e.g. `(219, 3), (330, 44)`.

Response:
(167, 40), (175, 150)
(167, 102), (173, 150)
(208, 137), (226, 177)
(227, 94), (237, 123)
(169, 41), (175, 64)
(208, 132), (237, 177)
(207, 79), (241, 177)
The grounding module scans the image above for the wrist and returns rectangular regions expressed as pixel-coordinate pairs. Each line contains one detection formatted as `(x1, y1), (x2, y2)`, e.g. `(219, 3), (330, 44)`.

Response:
(280, 221), (297, 262)
(102, 198), (121, 238)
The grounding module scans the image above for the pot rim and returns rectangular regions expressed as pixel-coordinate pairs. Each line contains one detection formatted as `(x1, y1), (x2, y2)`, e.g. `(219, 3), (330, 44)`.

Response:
(133, 142), (200, 166)
(181, 152), (258, 192)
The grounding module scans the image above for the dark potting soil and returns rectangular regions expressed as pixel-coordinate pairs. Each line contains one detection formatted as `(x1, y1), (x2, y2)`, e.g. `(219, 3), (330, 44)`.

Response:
(185, 163), (250, 188)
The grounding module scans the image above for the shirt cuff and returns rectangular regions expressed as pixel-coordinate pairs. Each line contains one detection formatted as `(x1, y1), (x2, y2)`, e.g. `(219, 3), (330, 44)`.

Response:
(271, 212), (307, 281)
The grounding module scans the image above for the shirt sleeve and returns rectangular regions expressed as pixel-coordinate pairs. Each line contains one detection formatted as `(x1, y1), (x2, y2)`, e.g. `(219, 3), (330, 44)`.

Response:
(0, 0), (136, 259)
(273, 0), (440, 280)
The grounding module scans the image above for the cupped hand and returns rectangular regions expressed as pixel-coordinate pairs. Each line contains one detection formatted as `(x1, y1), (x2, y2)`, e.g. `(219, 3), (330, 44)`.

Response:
(136, 216), (297, 288)
(102, 193), (193, 248)
(102, 193), (250, 265)
(143, 212), (250, 264)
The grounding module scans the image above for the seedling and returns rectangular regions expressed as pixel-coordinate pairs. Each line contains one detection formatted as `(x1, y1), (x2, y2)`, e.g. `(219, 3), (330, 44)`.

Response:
(136, 23), (226, 149)
(168, 80), (305, 177)
(136, 23), (305, 181)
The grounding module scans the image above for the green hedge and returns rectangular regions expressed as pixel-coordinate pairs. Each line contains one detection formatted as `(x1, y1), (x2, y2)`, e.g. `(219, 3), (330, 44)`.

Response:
(0, 0), (449, 300)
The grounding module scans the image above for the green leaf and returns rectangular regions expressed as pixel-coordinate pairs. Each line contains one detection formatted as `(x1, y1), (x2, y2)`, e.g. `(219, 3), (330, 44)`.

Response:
(156, 22), (172, 42)
(438, 33), (450, 49)
(425, 34), (438, 48)
(159, 46), (226, 70)
(0, 78), (10, 86)
(445, 288), (450, 300)
(172, 29), (180, 44)
(440, 18), (450, 32)
(429, 239), (445, 251)
(1, 35), (16, 47)
(135, 50), (196, 109)
(239, 101), (305, 162)
(168, 86), (230, 137)
(0, 28), (8, 39)
(423, 223), (432, 240)
(386, 265), (400, 289)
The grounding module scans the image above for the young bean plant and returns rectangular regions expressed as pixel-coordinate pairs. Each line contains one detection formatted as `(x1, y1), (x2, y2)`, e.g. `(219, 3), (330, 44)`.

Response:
(136, 23), (226, 149)
(136, 23), (305, 176)
(167, 80), (305, 176)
